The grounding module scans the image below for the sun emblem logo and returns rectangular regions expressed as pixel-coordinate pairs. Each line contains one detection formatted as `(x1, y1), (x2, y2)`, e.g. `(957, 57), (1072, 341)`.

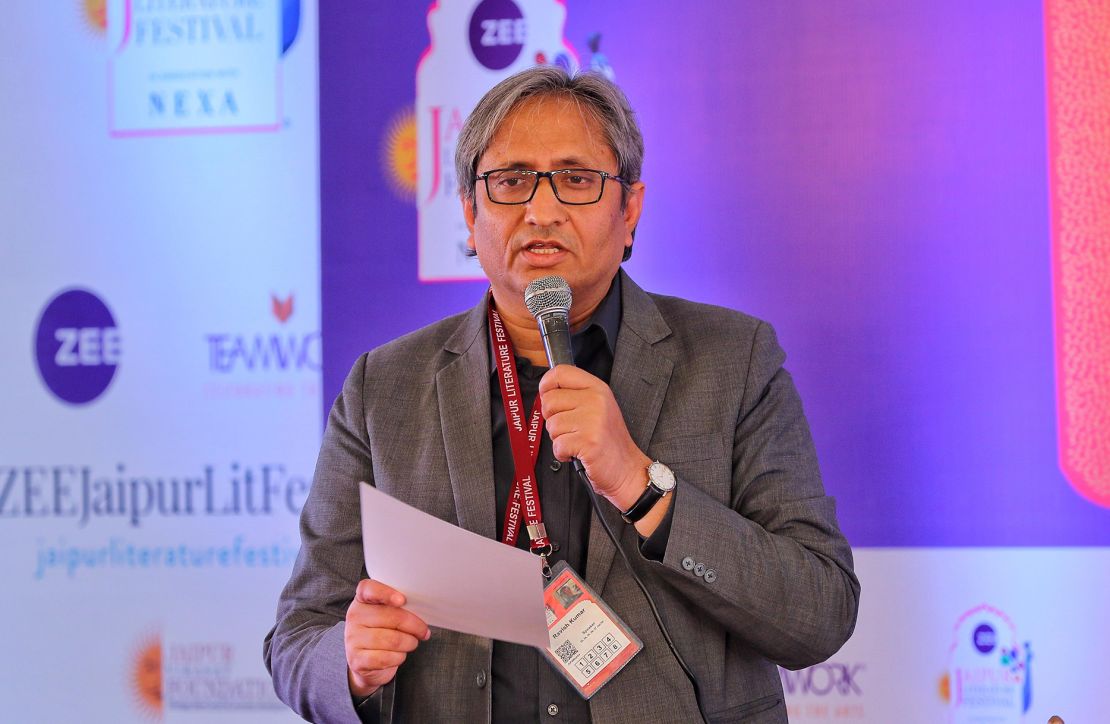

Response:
(129, 633), (163, 720)
(81, 0), (107, 34)
(383, 106), (417, 201)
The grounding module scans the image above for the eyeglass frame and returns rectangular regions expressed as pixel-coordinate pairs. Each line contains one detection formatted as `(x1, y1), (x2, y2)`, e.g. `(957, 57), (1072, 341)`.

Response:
(473, 167), (630, 206)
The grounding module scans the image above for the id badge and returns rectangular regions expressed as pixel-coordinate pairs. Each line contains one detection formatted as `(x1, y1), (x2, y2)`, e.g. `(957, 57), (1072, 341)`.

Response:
(541, 561), (642, 699)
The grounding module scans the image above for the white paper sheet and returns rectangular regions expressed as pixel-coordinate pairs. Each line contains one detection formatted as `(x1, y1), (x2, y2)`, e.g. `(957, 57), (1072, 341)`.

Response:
(358, 482), (549, 648)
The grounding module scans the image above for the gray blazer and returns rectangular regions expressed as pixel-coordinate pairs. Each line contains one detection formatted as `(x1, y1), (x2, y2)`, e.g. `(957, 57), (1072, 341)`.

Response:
(265, 271), (859, 723)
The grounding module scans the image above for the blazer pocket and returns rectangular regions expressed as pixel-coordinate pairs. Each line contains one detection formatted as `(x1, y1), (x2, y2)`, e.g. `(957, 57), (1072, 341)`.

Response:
(648, 433), (727, 464)
(708, 693), (783, 723)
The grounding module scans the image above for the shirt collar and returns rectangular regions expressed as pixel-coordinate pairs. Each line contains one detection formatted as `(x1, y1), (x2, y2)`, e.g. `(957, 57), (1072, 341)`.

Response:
(486, 273), (622, 371)
(579, 273), (621, 358)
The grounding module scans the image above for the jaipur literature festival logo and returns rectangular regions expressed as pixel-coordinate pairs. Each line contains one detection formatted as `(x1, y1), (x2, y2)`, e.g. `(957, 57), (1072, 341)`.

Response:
(940, 604), (1033, 724)
(34, 288), (121, 405)
(415, 0), (579, 281)
(103, 0), (301, 137)
(128, 632), (283, 719)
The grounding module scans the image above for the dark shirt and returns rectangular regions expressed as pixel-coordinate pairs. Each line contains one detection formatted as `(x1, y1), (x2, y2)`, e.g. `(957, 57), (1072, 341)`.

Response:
(487, 275), (671, 723)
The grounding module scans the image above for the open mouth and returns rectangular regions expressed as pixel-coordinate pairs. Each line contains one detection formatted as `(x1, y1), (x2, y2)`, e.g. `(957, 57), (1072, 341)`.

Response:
(523, 241), (566, 255)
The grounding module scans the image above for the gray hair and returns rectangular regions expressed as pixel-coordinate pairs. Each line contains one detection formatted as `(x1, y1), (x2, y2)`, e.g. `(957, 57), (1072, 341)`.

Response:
(455, 66), (644, 207)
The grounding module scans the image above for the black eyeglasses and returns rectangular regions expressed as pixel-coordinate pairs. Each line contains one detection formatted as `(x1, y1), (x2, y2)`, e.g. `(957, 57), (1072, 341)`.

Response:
(475, 168), (628, 205)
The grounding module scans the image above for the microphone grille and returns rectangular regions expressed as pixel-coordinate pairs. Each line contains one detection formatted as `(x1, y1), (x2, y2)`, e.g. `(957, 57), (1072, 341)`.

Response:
(524, 275), (572, 319)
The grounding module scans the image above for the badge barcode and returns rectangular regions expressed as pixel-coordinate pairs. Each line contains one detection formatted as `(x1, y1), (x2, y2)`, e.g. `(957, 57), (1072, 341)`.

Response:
(555, 640), (578, 664)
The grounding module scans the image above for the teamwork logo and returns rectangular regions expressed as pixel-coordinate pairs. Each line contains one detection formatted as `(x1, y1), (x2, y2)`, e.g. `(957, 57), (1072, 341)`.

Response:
(205, 292), (319, 375)
(415, 0), (579, 281)
(34, 288), (121, 405)
(780, 661), (866, 721)
(202, 292), (320, 399)
(104, 0), (301, 136)
(940, 605), (1032, 723)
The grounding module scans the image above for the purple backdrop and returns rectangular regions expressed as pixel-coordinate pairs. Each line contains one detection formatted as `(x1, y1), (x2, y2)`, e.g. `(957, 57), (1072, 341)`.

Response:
(319, 2), (1108, 546)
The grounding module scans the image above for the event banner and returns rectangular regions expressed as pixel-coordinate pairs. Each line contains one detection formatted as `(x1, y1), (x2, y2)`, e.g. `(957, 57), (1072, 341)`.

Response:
(1, 2), (317, 721)
(317, 2), (1109, 722)
(321, 2), (1110, 548)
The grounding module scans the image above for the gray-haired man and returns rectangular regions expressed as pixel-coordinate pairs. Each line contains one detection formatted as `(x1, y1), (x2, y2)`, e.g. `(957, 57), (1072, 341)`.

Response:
(265, 66), (859, 723)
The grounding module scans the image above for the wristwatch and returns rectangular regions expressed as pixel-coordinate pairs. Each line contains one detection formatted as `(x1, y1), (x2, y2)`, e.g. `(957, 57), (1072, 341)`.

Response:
(620, 461), (677, 524)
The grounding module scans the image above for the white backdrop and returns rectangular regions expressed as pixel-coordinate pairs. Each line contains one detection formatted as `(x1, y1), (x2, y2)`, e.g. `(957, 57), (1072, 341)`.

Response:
(0, 2), (318, 721)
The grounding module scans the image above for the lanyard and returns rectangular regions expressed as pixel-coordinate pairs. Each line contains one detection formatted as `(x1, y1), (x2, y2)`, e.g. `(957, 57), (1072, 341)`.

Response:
(488, 300), (554, 576)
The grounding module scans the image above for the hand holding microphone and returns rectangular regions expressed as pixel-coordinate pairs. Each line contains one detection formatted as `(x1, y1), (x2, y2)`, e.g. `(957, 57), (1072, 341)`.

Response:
(525, 277), (653, 512)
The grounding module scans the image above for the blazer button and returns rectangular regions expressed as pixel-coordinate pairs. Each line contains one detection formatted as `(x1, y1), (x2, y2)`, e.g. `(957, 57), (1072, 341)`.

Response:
(694, 563), (706, 577)
(547, 703), (560, 716)
(681, 556), (696, 571)
(476, 670), (487, 688)
(703, 569), (717, 584)
(550, 460), (562, 472)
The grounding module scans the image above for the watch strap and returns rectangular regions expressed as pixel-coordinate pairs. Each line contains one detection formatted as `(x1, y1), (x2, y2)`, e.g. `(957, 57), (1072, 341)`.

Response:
(620, 483), (664, 524)
(620, 462), (674, 524)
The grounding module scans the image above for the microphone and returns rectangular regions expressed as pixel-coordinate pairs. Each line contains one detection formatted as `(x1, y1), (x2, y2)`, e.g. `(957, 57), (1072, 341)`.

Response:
(524, 275), (584, 476)
(524, 275), (575, 368)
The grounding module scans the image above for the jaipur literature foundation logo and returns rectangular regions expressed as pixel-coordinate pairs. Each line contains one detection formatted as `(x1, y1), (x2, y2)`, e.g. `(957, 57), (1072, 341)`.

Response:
(128, 633), (283, 719)
(82, 0), (108, 34)
(940, 604), (1032, 724)
(129, 632), (163, 720)
(34, 288), (121, 405)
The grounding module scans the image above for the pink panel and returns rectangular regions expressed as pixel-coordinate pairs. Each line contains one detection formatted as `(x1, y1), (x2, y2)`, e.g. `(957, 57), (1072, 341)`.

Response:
(1044, 0), (1110, 507)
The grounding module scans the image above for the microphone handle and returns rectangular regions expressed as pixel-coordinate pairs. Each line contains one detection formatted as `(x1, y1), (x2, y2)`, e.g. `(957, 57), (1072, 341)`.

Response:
(538, 312), (575, 367)
(537, 311), (586, 475)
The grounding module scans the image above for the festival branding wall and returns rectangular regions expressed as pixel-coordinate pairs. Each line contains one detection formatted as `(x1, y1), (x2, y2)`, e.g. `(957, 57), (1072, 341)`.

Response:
(319, 2), (1110, 723)
(3, 1), (1107, 721)
(1, 1), (317, 721)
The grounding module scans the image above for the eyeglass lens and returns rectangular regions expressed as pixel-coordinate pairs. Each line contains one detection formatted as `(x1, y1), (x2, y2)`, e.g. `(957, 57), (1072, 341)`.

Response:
(486, 170), (605, 204)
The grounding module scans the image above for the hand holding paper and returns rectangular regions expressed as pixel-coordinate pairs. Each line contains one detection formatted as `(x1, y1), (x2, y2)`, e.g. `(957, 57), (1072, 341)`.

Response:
(358, 482), (549, 649)
(345, 578), (431, 698)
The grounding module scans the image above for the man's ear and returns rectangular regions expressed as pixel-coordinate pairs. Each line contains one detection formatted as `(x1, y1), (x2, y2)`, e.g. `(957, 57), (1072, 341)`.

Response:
(461, 194), (477, 253)
(623, 181), (645, 249)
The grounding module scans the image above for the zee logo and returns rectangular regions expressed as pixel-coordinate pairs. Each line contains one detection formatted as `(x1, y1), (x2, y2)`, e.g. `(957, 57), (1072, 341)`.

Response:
(53, 328), (121, 367)
(973, 623), (997, 654)
(34, 289), (121, 405)
(469, 0), (525, 70)
(480, 18), (525, 47)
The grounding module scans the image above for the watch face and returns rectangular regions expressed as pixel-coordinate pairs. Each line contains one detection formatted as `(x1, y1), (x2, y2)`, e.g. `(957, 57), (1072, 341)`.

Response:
(648, 461), (676, 492)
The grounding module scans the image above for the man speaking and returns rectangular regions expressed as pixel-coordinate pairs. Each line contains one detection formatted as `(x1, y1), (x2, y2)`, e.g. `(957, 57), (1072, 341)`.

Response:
(265, 67), (859, 723)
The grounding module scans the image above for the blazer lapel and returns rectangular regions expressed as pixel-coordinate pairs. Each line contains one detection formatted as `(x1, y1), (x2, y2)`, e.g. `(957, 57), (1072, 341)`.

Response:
(586, 272), (674, 590)
(436, 298), (498, 540)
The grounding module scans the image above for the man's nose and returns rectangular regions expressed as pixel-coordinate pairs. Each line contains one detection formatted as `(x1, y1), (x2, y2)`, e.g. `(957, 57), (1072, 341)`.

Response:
(525, 175), (568, 226)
